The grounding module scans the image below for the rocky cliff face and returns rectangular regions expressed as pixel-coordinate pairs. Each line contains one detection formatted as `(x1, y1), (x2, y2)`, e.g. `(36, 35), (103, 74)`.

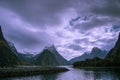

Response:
(34, 45), (69, 66)
(0, 26), (21, 66)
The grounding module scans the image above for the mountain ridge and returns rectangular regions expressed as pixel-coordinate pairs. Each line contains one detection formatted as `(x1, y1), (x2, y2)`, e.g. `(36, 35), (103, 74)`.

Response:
(73, 32), (120, 67)
(70, 47), (107, 63)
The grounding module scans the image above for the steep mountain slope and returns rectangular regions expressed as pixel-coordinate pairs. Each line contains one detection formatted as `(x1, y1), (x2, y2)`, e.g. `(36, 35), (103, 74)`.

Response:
(70, 47), (107, 63)
(8, 41), (19, 56)
(105, 32), (120, 66)
(34, 45), (69, 66)
(0, 26), (21, 66)
(8, 41), (34, 64)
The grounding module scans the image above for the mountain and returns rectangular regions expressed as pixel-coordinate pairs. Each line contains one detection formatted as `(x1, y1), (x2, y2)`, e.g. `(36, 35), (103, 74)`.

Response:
(90, 47), (107, 58)
(34, 45), (69, 66)
(8, 41), (19, 56)
(0, 26), (21, 66)
(18, 53), (35, 65)
(105, 32), (120, 66)
(8, 41), (35, 65)
(73, 32), (120, 67)
(70, 47), (107, 63)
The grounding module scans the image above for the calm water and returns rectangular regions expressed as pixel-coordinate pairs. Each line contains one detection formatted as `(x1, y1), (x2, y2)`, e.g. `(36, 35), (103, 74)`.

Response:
(1, 66), (120, 80)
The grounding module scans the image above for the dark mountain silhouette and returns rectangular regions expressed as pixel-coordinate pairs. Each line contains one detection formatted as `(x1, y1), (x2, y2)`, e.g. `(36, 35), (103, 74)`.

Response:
(34, 45), (69, 66)
(105, 32), (120, 66)
(73, 32), (120, 67)
(0, 26), (21, 66)
(70, 47), (107, 63)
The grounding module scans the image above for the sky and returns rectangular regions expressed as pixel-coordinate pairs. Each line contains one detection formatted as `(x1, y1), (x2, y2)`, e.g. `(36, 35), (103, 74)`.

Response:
(0, 0), (120, 60)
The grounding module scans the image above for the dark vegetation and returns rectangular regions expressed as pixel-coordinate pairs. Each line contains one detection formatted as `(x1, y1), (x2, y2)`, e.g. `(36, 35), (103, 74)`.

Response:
(0, 66), (69, 78)
(0, 26), (21, 67)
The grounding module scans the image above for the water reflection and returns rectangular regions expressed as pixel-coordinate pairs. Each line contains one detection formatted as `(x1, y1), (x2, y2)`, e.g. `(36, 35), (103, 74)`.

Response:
(81, 68), (120, 80)
(1, 74), (59, 80)
(2, 67), (120, 80)
(41, 74), (58, 80)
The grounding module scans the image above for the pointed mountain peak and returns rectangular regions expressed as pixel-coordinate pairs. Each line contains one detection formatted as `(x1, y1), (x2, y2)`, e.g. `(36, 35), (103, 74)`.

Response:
(92, 47), (101, 51)
(44, 45), (56, 50)
(114, 32), (120, 47)
(50, 44), (56, 49)
(0, 25), (2, 30)
(0, 26), (6, 41)
(117, 32), (120, 42)
(51, 44), (55, 48)
(118, 32), (120, 39)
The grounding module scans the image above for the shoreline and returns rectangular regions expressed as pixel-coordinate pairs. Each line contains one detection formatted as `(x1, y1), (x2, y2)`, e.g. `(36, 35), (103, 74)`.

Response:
(0, 66), (69, 78)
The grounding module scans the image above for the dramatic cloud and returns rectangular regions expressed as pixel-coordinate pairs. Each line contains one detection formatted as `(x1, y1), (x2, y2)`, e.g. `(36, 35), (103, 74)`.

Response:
(0, 0), (72, 27)
(0, 0), (120, 60)
(68, 44), (85, 51)
(92, 0), (120, 17)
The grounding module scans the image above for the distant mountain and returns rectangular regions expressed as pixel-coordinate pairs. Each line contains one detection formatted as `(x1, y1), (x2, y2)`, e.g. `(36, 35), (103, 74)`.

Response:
(34, 45), (69, 66)
(70, 47), (107, 63)
(105, 32), (120, 66)
(90, 47), (107, 58)
(8, 41), (35, 65)
(18, 53), (35, 65)
(0, 26), (21, 66)
(73, 32), (120, 67)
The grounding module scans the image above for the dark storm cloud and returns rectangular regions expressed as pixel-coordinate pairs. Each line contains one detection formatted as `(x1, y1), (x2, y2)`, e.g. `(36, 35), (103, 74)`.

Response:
(0, 0), (71, 27)
(0, 7), (53, 50)
(0, 0), (99, 28)
(69, 16), (90, 26)
(74, 38), (89, 43)
(7, 30), (50, 47)
(74, 17), (108, 30)
(67, 0), (120, 31)
(97, 38), (115, 43)
(2, 24), (53, 51)
(74, 38), (97, 48)
(92, 0), (120, 17)
(0, 4), (56, 52)
(68, 44), (85, 51)
(0, 0), (120, 59)
(69, 15), (120, 31)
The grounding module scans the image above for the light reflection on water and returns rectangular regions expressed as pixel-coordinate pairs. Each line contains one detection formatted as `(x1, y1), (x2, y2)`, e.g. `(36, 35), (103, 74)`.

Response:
(1, 66), (120, 80)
